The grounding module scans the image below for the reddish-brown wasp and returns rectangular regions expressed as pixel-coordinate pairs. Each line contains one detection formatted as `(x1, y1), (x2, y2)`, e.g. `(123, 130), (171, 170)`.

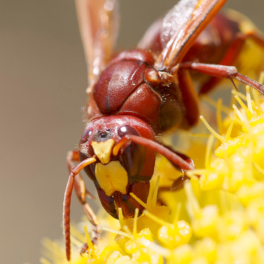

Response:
(63, 0), (264, 260)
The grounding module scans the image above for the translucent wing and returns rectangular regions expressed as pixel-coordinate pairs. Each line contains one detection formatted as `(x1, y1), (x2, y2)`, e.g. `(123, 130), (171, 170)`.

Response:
(161, 0), (202, 47)
(155, 0), (227, 72)
(75, 0), (119, 87)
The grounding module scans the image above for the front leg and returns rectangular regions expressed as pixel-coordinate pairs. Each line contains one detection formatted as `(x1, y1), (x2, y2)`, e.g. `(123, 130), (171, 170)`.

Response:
(198, 31), (264, 95)
(162, 146), (196, 191)
(180, 62), (264, 95)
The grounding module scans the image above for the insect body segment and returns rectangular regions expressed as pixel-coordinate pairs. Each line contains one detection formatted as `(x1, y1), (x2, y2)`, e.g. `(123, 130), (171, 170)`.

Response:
(63, 0), (264, 260)
(78, 115), (156, 219)
(91, 49), (186, 131)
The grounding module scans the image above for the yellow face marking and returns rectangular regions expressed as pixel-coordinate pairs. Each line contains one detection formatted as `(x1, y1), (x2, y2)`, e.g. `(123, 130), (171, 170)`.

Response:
(95, 161), (128, 197)
(91, 139), (115, 164)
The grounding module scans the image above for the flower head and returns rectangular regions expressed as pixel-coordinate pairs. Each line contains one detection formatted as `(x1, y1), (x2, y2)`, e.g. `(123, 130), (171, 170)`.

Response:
(42, 77), (264, 264)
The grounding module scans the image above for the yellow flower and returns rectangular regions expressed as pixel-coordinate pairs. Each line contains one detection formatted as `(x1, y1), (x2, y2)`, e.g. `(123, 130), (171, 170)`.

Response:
(42, 76), (264, 264)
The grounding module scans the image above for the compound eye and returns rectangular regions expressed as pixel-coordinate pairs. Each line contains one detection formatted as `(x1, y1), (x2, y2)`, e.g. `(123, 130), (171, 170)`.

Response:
(118, 125), (138, 137)
(80, 129), (92, 144)
(118, 125), (145, 178)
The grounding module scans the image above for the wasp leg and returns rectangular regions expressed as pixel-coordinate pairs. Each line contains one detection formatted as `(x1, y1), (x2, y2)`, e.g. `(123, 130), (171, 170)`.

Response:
(67, 151), (100, 254)
(198, 31), (264, 95)
(180, 61), (264, 95)
(159, 146), (196, 191)
(80, 243), (89, 256)
(159, 175), (191, 193)
(178, 69), (200, 129)
(161, 145), (195, 173)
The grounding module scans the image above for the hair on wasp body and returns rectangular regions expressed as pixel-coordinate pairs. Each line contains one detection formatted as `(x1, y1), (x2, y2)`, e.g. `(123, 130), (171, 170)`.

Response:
(63, 0), (264, 260)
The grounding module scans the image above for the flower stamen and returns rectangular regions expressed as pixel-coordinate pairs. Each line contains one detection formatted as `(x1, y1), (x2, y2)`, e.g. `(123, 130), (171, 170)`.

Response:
(130, 193), (149, 211)
(200, 116), (225, 143)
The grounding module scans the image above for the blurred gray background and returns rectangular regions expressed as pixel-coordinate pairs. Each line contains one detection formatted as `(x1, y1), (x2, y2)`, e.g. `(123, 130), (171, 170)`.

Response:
(0, 0), (263, 263)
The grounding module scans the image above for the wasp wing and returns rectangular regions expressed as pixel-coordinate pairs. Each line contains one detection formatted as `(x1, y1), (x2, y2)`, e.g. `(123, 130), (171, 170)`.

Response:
(75, 0), (119, 87)
(154, 0), (227, 72)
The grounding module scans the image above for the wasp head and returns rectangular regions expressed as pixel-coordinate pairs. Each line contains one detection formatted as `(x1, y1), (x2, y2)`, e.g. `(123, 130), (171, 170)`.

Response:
(78, 115), (156, 218)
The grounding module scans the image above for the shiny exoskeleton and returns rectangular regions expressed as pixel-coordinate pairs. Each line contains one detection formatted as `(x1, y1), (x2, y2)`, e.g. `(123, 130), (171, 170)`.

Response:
(90, 50), (186, 132)
(63, 0), (264, 260)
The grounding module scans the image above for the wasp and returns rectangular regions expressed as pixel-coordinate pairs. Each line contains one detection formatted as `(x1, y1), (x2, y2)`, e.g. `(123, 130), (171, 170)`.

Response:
(63, 0), (264, 260)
